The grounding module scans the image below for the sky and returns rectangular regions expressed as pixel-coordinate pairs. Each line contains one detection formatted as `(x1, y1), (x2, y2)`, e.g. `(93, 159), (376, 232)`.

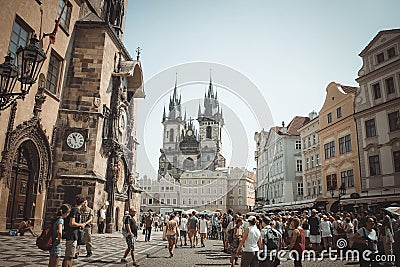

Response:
(123, 0), (400, 179)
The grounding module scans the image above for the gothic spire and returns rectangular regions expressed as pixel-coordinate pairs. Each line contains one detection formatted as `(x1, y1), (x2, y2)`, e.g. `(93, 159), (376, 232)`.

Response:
(162, 105), (166, 122)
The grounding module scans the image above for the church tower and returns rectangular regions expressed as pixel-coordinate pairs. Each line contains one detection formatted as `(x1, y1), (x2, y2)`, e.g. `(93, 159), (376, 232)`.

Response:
(197, 75), (225, 170)
(158, 78), (185, 180)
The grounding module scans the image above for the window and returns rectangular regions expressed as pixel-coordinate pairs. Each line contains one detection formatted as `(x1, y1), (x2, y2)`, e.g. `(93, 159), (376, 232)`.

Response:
(295, 140), (301, 150)
(303, 139), (307, 149)
(372, 83), (381, 99)
(376, 52), (384, 64)
(8, 19), (31, 64)
(318, 180), (322, 194)
(327, 113), (332, 123)
(307, 182), (311, 196)
(166, 198), (170, 205)
(345, 135), (352, 153)
(394, 151), (400, 172)
(337, 107), (342, 118)
(388, 47), (396, 59)
(339, 134), (352, 154)
(326, 174), (337, 190)
(45, 51), (62, 95)
(173, 199), (177, 205)
(339, 136), (345, 154)
(148, 198), (153, 204)
(347, 170), (354, 187)
(169, 129), (174, 142)
(230, 198), (234, 206)
(238, 188), (242, 195)
(297, 183), (304, 196)
(313, 135), (317, 144)
(388, 111), (400, 132)
(219, 199), (223, 205)
(296, 160), (302, 172)
(206, 126), (212, 138)
(238, 198), (243, 206)
(369, 155), (381, 176)
(57, 0), (72, 31)
(160, 198), (165, 204)
(142, 198), (146, 204)
(365, 119), (376, 137)
(311, 156), (314, 168)
(306, 158), (309, 170)
(324, 141), (335, 159)
(313, 181), (317, 195)
(316, 154), (320, 166)
(385, 77), (395, 94)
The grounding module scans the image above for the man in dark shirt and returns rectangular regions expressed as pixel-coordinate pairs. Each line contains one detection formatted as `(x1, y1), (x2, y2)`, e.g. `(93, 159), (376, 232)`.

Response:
(308, 209), (321, 252)
(187, 211), (199, 248)
(121, 207), (139, 266)
(62, 195), (86, 266)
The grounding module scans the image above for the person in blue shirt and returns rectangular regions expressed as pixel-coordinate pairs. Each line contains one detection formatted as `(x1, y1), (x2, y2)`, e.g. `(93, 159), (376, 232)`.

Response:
(48, 204), (71, 267)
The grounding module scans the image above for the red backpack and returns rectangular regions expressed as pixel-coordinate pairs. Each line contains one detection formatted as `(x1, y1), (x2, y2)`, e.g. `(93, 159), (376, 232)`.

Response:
(336, 221), (345, 234)
(36, 222), (53, 251)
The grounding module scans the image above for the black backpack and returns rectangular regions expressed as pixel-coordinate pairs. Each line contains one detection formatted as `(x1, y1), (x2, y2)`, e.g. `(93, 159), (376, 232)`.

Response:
(222, 215), (229, 228)
(263, 228), (280, 250)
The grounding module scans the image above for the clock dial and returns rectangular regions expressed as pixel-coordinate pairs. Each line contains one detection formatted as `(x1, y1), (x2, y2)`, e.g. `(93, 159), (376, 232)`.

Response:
(66, 132), (85, 149)
(187, 130), (193, 136)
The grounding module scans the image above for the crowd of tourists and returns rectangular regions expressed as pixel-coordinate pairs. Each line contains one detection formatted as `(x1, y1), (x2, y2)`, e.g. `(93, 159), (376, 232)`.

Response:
(139, 208), (400, 267)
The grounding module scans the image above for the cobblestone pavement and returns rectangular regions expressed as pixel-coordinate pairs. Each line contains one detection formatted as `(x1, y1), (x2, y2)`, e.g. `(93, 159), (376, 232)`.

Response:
(139, 239), (358, 267)
(0, 231), (393, 267)
(0, 229), (165, 267)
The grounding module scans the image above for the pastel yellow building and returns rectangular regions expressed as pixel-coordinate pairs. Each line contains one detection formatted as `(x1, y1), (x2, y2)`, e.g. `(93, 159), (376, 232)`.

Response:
(318, 82), (361, 212)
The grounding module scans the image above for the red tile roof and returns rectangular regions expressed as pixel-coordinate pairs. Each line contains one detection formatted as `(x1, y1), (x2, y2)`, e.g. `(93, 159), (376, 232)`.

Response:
(340, 84), (358, 94)
(286, 116), (310, 135)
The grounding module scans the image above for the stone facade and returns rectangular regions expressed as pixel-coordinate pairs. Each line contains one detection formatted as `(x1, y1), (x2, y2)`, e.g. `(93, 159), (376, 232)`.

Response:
(0, 0), (144, 233)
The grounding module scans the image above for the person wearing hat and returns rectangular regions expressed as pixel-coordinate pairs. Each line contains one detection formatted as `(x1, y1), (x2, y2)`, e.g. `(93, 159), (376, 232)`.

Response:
(236, 215), (262, 267)
(260, 217), (282, 267)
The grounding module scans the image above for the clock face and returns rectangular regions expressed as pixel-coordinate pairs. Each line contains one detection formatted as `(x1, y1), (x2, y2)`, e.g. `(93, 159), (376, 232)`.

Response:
(187, 130), (193, 136)
(66, 132), (85, 149)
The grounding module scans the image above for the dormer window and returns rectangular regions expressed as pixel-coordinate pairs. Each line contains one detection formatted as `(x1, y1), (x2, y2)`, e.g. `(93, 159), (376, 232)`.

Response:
(388, 47), (396, 59)
(376, 52), (385, 64)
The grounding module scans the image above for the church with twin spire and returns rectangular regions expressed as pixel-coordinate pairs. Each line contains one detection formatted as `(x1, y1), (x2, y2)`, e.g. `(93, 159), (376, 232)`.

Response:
(158, 76), (226, 181)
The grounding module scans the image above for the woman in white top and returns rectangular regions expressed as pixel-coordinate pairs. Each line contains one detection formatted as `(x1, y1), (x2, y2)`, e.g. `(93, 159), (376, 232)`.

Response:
(237, 216), (262, 267)
(198, 215), (209, 247)
(320, 215), (332, 250)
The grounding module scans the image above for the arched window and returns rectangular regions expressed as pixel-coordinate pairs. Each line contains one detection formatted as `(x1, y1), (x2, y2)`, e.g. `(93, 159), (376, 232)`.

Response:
(206, 126), (212, 139)
(169, 128), (174, 142)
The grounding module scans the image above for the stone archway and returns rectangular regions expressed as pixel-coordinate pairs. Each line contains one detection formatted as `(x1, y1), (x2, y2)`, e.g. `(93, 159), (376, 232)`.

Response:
(0, 117), (52, 231)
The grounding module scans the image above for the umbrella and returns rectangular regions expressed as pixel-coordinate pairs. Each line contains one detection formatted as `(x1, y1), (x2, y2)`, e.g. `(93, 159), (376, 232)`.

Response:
(385, 207), (400, 216)
(198, 210), (213, 215)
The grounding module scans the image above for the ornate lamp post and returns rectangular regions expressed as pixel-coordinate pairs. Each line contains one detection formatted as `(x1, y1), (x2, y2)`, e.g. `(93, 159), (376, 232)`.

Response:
(0, 35), (46, 110)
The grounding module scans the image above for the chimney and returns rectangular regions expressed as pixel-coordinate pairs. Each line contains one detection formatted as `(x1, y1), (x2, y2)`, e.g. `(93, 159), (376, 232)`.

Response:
(281, 121), (287, 133)
(308, 110), (318, 120)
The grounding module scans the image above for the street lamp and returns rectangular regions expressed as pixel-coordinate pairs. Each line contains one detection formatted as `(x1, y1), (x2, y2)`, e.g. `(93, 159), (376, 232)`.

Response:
(329, 185), (335, 198)
(0, 34), (46, 110)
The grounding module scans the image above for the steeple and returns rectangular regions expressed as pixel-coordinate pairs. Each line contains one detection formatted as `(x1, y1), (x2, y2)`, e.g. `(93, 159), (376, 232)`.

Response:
(162, 105), (166, 122)
(167, 74), (182, 120)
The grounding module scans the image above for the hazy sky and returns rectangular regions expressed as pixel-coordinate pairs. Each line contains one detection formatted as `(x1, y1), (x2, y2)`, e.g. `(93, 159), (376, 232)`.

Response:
(124, 0), (400, 179)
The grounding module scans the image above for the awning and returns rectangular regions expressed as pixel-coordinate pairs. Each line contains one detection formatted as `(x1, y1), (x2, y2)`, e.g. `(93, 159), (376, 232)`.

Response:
(340, 194), (400, 205)
(385, 207), (400, 216)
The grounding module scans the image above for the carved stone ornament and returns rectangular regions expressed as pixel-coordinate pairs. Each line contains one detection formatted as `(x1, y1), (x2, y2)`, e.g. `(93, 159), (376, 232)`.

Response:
(0, 117), (52, 192)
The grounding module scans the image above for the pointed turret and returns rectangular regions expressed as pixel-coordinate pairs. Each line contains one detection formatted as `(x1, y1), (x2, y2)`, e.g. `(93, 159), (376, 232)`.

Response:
(162, 105), (166, 122)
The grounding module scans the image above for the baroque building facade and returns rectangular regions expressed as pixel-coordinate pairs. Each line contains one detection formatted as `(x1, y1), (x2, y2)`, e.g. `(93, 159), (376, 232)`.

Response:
(350, 29), (400, 210)
(0, 0), (144, 233)
(298, 112), (323, 201)
(318, 82), (361, 212)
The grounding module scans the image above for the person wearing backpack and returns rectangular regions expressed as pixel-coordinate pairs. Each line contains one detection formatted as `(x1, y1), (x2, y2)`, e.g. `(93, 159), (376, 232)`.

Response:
(48, 204), (71, 267)
(62, 195), (86, 267)
(260, 217), (282, 267)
